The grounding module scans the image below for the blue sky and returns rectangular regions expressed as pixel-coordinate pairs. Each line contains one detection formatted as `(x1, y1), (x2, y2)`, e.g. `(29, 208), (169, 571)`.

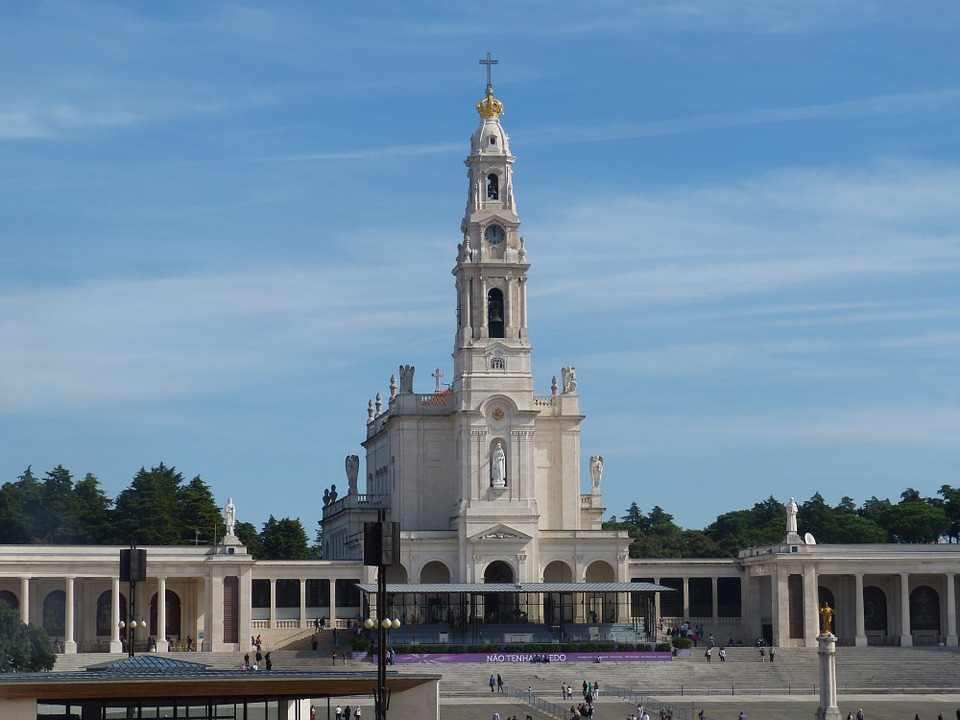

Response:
(2, 1), (959, 538)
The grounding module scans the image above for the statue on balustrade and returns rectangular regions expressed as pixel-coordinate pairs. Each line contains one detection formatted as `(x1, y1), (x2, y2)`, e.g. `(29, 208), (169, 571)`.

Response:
(399, 365), (415, 393)
(345, 455), (360, 495)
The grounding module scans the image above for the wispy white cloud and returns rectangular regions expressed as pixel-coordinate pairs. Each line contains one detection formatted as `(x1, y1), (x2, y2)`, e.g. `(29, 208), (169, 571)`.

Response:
(517, 89), (960, 148)
(529, 160), (960, 308)
(0, 264), (447, 414)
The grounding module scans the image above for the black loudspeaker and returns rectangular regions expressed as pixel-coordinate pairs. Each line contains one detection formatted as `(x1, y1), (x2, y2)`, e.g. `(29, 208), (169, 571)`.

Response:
(363, 521), (400, 567)
(120, 548), (147, 583)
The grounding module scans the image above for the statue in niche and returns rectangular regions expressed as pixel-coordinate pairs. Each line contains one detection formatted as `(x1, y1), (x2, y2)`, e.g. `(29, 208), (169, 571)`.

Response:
(787, 497), (799, 534)
(345, 455), (360, 495)
(561, 366), (577, 394)
(491, 442), (507, 488)
(399, 365), (415, 393)
(589, 456), (603, 492)
(224, 497), (236, 537)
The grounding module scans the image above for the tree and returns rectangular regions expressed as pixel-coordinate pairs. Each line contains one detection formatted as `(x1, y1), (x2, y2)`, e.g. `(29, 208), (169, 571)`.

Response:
(798, 492), (835, 543)
(40, 465), (82, 544)
(884, 490), (950, 543)
(0, 602), (55, 672)
(938, 485), (960, 544)
(705, 497), (786, 557)
(73, 473), (113, 544)
(234, 521), (261, 556)
(622, 502), (647, 531)
(0, 466), (44, 543)
(178, 475), (225, 545)
(310, 523), (323, 559)
(111, 464), (188, 545)
(259, 516), (311, 560)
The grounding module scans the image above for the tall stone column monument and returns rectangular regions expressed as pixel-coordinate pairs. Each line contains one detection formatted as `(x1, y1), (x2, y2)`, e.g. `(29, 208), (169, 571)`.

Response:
(817, 631), (841, 720)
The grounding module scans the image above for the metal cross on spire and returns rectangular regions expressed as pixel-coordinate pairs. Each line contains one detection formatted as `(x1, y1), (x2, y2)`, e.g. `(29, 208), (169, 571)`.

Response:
(479, 52), (499, 93)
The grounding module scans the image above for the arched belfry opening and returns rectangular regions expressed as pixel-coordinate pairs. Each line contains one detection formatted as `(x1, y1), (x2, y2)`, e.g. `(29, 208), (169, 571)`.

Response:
(486, 173), (499, 200)
(487, 288), (504, 338)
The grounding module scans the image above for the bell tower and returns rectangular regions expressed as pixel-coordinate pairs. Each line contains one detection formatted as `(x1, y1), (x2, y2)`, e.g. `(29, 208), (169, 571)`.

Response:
(452, 55), (532, 410)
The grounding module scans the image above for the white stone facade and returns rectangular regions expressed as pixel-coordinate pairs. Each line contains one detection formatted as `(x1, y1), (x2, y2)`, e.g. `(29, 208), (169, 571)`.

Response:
(320, 81), (628, 594)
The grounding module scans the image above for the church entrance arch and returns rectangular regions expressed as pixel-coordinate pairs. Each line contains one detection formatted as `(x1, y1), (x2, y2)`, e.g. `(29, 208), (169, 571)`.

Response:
(543, 561), (574, 632)
(385, 565), (408, 584)
(585, 561), (616, 623)
(420, 562), (451, 624)
(483, 561), (515, 624)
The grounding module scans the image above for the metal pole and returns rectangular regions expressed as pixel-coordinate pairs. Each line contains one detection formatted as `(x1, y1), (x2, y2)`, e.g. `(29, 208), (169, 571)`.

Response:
(377, 508), (387, 720)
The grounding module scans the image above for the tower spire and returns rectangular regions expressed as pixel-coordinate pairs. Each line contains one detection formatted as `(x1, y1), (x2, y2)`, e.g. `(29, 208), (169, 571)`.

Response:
(479, 52), (499, 95)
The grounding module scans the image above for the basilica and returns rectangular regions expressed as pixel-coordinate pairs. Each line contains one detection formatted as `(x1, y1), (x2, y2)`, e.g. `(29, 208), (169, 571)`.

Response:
(1, 70), (958, 657)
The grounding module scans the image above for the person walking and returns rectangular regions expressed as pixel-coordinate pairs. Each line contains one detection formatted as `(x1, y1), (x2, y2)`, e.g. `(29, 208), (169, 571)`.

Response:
(719, 647), (726, 662)
(490, 674), (496, 692)
(497, 674), (504, 692)
(335, 706), (342, 720)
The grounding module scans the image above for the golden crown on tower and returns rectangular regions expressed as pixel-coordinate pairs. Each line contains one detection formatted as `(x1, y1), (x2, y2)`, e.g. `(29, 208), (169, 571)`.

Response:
(476, 89), (503, 118)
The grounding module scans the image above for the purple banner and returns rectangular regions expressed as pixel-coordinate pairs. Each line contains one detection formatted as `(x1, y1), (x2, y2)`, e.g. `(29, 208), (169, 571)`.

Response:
(383, 651), (672, 664)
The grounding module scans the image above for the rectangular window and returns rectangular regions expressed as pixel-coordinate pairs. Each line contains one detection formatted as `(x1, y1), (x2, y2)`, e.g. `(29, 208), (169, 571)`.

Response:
(658, 578), (684, 618)
(306, 579), (330, 607)
(276, 580), (300, 608)
(336, 579), (361, 607)
(717, 577), (742, 618)
(252, 579), (270, 608)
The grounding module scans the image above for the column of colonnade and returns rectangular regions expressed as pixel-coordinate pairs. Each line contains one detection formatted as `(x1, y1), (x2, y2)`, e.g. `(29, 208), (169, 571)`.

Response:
(64, 576), (76, 653)
(899, 572), (912, 647)
(157, 576), (167, 651)
(947, 572), (958, 647)
(110, 576), (122, 652)
(854, 572), (866, 646)
(803, 565), (819, 646)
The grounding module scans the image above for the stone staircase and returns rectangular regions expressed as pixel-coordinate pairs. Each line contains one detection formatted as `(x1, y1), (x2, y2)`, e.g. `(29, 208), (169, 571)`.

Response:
(52, 645), (960, 696)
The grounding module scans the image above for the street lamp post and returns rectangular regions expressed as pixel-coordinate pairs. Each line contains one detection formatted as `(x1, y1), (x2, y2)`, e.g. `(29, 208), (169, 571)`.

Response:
(364, 510), (400, 720)
(119, 543), (147, 658)
(119, 614), (146, 657)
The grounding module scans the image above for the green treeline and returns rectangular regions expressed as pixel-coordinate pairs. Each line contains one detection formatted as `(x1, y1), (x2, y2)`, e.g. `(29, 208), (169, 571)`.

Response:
(4, 464), (957, 561)
(605, 487), (960, 558)
(0, 464), (320, 560)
